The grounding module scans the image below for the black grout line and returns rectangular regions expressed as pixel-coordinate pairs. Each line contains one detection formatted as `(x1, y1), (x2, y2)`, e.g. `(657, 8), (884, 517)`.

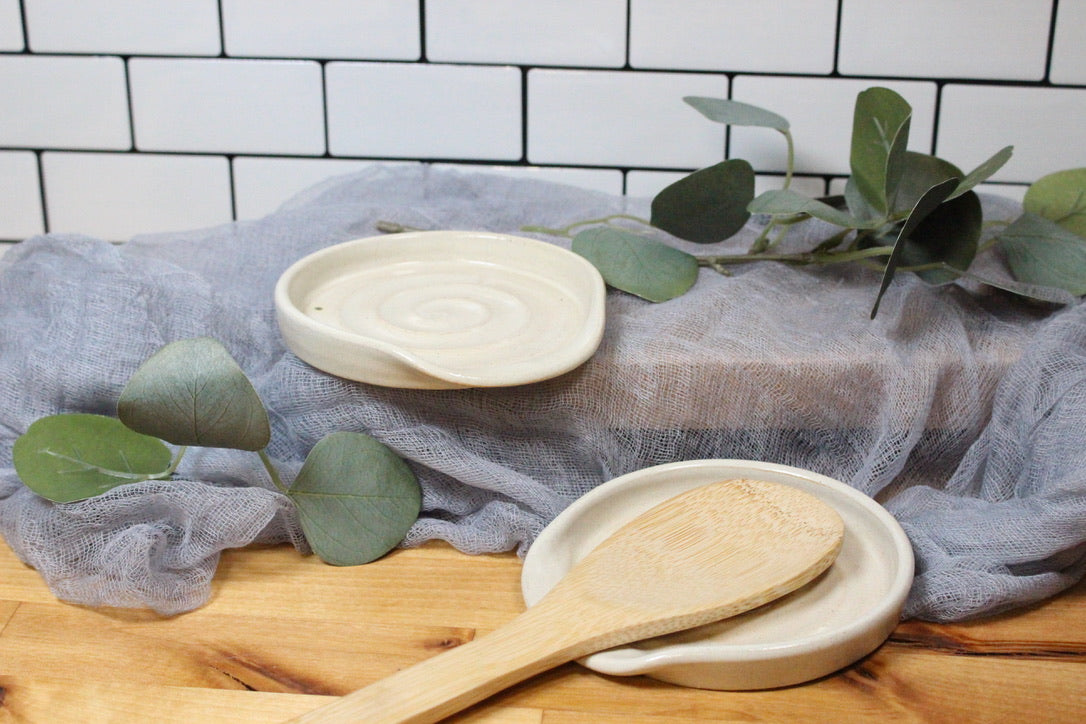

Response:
(623, 0), (632, 70)
(930, 81), (944, 156)
(216, 0), (226, 57)
(17, 0), (28, 50)
(418, 0), (427, 62)
(320, 60), (331, 159)
(226, 154), (237, 220)
(520, 67), (529, 163)
(831, 0), (843, 76)
(1043, 0), (1060, 84)
(35, 150), (49, 233)
(122, 56), (136, 151)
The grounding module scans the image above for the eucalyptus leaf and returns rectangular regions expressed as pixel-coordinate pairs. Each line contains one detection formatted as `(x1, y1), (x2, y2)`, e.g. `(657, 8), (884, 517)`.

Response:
(998, 212), (1086, 296)
(1023, 168), (1086, 238)
(871, 177), (960, 318)
(850, 87), (913, 216)
(572, 227), (698, 303)
(893, 152), (963, 214)
(118, 337), (271, 451)
(952, 266), (1078, 306)
(683, 96), (790, 130)
(288, 431), (421, 566)
(651, 159), (755, 243)
(950, 146), (1013, 200)
(748, 189), (882, 229)
(900, 189), (982, 285)
(844, 176), (883, 226)
(13, 413), (173, 503)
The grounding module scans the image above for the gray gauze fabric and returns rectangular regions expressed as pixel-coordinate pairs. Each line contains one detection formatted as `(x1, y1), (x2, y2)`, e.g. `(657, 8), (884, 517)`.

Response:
(1, 165), (1084, 620)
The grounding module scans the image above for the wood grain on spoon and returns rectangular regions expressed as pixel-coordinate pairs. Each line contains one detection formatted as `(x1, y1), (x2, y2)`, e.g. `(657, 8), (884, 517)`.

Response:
(289, 478), (845, 723)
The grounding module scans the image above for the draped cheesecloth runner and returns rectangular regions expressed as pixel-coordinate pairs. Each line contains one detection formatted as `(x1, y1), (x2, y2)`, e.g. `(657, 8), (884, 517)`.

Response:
(1, 165), (1084, 621)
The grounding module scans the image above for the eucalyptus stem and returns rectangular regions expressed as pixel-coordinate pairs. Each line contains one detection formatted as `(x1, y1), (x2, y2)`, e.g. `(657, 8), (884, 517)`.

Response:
(43, 444), (188, 482)
(258, 449), (288, 494)
(699, 244), (895, 269)
(780, 128), (795, 190)
(166, 446), (187, 477)
(375, 220), (427, 234)
(521, 214), (652, 238)
(747, 219), (779, 253)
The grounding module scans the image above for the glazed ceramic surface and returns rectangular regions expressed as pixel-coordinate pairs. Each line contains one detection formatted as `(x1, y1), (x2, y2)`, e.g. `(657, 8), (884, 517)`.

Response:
(275, 231), (606, 388)
(521, 459), (914, 690)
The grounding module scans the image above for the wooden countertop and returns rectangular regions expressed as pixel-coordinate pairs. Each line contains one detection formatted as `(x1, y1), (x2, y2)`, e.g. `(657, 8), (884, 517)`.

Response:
(1, 538), (1083, 723)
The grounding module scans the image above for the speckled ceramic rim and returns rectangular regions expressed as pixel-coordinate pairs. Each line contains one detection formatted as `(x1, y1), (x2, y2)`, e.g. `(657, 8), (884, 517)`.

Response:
(521, 459), (915, 690)
(274, 231), (606, 389)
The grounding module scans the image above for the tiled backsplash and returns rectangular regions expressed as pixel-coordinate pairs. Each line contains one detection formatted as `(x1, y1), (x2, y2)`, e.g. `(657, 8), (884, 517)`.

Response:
(1, 0), (1085, 242)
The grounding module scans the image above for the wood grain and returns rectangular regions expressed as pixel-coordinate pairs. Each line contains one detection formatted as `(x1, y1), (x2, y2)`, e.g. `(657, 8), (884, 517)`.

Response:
(1, 537), (1083, 723)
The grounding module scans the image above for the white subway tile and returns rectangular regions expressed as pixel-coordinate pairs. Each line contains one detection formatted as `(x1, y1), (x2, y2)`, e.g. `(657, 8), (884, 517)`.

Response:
(426, 0), (626, 67)
(223, 0), (420, 60)
(625, 170), (687, 199)
(25, 0), (220, 55)
(831, 177), (1027, 205)
(625, 170), (826, 202)
(838, 0), (1050, 80)
(326, 62), (521, 160)
(42, 152), (232, 241)
(528, 70), (729, 168)
(434, 163), (625, 196)
(129, 58), (325, 155)
(937, 85), (1086, 183)
(754, 175), (827, 199)
(975, 183), (1028, 202)
(0, 152), (45, 240)
(233, 157), (407, 219)
(730, 76), (937, 176)
(0, 55), (130, 150)
(630, 0), (836, 74)
(1051, 0), (1086, 84)
(0, 0), (23, 50)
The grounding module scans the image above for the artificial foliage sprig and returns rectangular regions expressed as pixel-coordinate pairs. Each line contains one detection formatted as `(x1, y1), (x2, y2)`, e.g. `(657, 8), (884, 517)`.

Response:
(532, 87), (1086, 317)
(12, 337), (421, 566)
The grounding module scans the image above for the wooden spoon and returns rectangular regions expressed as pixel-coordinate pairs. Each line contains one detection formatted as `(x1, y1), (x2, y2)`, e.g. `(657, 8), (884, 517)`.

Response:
(290, 478), (845, 723)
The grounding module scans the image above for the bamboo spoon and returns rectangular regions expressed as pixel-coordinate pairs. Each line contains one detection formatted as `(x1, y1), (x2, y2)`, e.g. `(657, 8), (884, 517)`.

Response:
(290, 478), (845, 723)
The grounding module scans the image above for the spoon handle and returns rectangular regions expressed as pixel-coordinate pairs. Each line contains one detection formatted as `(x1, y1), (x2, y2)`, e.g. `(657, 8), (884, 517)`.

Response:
(288, 599), (586, 724)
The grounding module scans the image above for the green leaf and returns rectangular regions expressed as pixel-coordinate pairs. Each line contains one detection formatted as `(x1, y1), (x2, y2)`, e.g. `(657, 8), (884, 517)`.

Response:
(683, 96), (790, 130)
(952, 266), (1077, 305)
(871, 177), (960, 318)
(950, 146), (1013, 200)
(748, 189), (883, 229)
(893, 152), (963, 214)
(117, 337), (271, 451)
(13, 413), (173, 503)
(288, 431), (421, 566)
(998, 211), (1086, 296)
(1023, 168), (1086, 238)
(850, 87), (913, 217)
(572, 227), (698, 303)
(843, 177), (884, 226)
(900, 189), (982, 285)
(651, 159), (755, 243)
